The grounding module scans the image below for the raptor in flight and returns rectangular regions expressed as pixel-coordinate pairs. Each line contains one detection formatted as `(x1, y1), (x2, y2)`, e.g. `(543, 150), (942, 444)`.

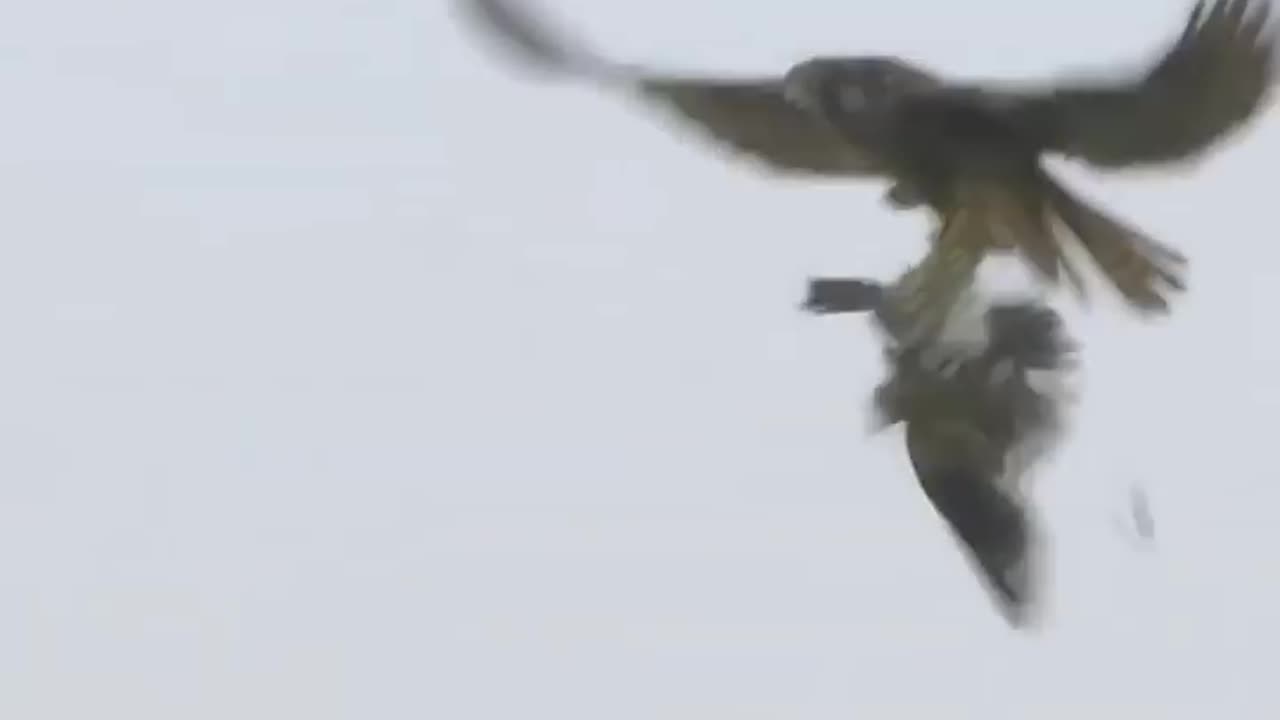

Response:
(458, 0), (1276, 337)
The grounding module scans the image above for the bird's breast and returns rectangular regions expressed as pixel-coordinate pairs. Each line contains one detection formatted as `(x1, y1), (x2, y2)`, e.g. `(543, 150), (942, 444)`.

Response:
(879, 101), (1042, 212)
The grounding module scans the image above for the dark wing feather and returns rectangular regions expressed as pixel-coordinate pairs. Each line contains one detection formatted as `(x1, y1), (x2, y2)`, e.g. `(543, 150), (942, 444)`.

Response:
(632, 79), (887, 175)
(457, 0), (886, 176)
(905, 421), (1038, 627)
(1000, 0), (1277, 168)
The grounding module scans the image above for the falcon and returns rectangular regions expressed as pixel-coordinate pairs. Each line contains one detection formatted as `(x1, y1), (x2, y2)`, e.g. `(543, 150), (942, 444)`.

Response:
(458, 0), (1276, 336)
(804, 272), (1078, 627)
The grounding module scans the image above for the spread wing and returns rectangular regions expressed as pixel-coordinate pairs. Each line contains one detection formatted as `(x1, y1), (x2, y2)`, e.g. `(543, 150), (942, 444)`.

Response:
(1000, 0), (1277, 168)
(457, 0), (887, 176)
(905, 421), (1039, 627)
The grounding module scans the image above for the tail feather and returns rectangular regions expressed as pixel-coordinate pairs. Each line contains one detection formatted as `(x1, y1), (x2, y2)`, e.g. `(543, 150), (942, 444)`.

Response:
(917, 186), (1090, 336)
(1010, 187), (1093, 303)
(927, 175), (1186, 317)
(1044, 177), (1188, 314)
(944, 180), (1091, 300)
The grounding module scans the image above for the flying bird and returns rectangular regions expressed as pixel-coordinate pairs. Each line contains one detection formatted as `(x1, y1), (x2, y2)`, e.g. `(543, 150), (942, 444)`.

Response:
(458, 0), (1276, 337)
(804, 273), (1078, 627)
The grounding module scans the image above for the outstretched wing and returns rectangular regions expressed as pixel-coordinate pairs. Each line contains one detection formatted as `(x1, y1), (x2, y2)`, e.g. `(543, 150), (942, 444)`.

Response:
(905, 420), (1039, 627)
(457, 0), (887, 176)
(1000, 0), (1277, 168)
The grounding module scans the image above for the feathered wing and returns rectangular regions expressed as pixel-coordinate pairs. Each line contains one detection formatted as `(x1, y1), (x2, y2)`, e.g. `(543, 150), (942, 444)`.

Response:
(632, 80), (889, 175)
(457, 0), (886, 175)
(1000, 0), (1277, 168)
(905, 420), (1040, 627)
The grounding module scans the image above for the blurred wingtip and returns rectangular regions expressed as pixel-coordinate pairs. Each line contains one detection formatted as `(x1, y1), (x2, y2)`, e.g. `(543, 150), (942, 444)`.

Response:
(454, 0), (598, 79)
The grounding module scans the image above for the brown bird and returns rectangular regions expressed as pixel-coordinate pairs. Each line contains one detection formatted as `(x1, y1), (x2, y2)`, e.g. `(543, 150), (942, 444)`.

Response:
(458, 0), (1276, 337)
(804, 273), (1078, 626)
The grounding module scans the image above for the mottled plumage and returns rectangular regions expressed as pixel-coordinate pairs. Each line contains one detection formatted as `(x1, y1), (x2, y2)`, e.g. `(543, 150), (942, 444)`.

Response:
(459, 0), (1276, 335)
(804, 274), (1078, 626)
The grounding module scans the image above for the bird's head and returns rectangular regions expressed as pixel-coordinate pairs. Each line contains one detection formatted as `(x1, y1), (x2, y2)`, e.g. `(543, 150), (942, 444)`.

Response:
(801, 277), (885, 315)
(783, 55), (938, 117)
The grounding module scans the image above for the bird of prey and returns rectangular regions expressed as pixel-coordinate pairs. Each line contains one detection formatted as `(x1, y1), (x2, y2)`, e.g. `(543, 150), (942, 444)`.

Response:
(458, 0), (1276, 337)
(803, 272), (1078, 627)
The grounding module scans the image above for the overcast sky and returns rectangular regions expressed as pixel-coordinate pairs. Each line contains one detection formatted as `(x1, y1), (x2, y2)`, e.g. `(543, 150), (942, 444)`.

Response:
(1, 0), (1278, 716)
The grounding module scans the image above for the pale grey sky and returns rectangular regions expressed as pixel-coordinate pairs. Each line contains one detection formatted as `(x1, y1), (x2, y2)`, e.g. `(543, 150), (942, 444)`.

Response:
(1, 0), (1278, 717)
